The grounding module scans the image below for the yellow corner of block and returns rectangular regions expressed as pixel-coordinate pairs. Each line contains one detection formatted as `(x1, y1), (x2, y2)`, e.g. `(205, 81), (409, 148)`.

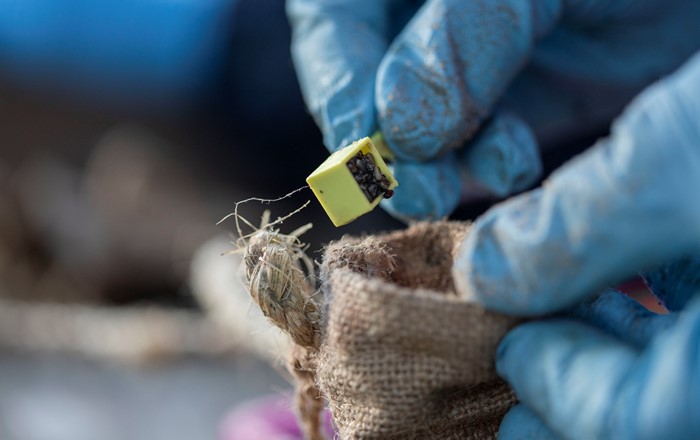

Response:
(307, 137), (398, 227)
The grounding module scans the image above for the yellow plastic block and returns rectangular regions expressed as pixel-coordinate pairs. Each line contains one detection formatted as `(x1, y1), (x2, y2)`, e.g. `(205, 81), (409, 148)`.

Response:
(307, 137), (398, 227)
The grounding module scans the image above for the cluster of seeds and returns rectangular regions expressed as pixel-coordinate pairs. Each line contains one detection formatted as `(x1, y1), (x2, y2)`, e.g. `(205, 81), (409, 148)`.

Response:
(346, 151), (394, 202)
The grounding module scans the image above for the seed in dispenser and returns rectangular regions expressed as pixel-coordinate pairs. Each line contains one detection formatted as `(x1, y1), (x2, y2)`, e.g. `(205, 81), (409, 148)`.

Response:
(345, 151), (395, 202)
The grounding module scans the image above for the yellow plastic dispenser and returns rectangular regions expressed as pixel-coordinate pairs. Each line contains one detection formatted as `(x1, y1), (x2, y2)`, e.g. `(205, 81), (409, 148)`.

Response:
(307, 137), (398, 227)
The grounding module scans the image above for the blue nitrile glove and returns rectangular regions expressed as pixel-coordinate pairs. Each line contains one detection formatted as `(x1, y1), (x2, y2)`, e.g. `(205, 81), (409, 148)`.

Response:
(497, 288), (700, 440)
(0, 0), (238, 105)
(453, 51), (700, 316)
(288, 0), (700, 220)
(450, 52), (700, 439)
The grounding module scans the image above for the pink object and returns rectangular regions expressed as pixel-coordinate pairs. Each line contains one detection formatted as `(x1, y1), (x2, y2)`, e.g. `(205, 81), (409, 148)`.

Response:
(220, 393), (335, 440)
(617, 276), (668, 314)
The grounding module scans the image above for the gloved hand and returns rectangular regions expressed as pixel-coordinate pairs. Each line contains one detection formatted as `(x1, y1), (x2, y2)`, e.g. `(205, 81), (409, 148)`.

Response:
(496, 284), (700, 440)
(450, 51), (700, 439)
(453, 51), (700, 315)
(288, 0), (700, 221)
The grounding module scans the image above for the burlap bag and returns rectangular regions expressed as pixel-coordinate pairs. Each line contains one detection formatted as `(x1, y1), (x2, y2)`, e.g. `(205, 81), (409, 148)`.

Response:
(245, 221), (519, 439)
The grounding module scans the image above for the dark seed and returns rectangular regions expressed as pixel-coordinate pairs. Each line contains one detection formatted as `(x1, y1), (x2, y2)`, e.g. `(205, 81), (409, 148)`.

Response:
(347, 151), (394, 202)
(384, 189), (394, 199)
(368, 184), (379, 198)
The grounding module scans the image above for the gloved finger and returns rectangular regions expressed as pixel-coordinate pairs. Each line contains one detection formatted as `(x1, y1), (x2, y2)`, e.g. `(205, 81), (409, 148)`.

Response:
(380, 153), (462, 222)
(498, 404), (561, 440)
(375, 0), (656, 161)
(454, 51), (700, 315)
(569, 289), (677, 350)
(642, 254), (700, 312)
(375, 0), (534, 161)
(458, 113), (542, 198)
(497, 296), (700, 440)
(380, 113), (541, 221)
(287, 0), (398, 151)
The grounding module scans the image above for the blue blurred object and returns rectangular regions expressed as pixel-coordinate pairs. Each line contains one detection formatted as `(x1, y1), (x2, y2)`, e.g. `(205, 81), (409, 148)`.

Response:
(0, 0), (239, 106)
(288, 0), (700, 220)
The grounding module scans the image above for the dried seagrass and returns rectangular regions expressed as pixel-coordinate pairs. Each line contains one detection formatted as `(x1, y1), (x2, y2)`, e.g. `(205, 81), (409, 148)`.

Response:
(244, 227), (321, 349)
(227, 203), (325, 440)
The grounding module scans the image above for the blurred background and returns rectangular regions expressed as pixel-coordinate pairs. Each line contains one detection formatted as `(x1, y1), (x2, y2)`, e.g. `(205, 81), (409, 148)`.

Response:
(0, 1), (406, 439)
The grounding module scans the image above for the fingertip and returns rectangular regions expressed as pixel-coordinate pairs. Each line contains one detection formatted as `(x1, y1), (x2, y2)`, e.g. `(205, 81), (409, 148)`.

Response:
(375, 0), (535, 163)
(453, 191), (560, 316)
(375, 1), (483, 162)
(498, 405), (560, 440)
(460, 114), (542, 198)
(376, 51), (470, 161)
(494, 318), (634, 382)
(495, 322), (540, 378)
(380, 154), (461, 222)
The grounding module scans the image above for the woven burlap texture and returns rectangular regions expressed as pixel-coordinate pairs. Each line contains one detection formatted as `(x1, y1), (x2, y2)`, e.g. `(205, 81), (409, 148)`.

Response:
(315, 221), (518, 439)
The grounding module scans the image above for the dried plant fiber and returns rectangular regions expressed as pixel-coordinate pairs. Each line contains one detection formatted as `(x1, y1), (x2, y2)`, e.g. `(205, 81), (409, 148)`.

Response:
(244, 221), (518, 439)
